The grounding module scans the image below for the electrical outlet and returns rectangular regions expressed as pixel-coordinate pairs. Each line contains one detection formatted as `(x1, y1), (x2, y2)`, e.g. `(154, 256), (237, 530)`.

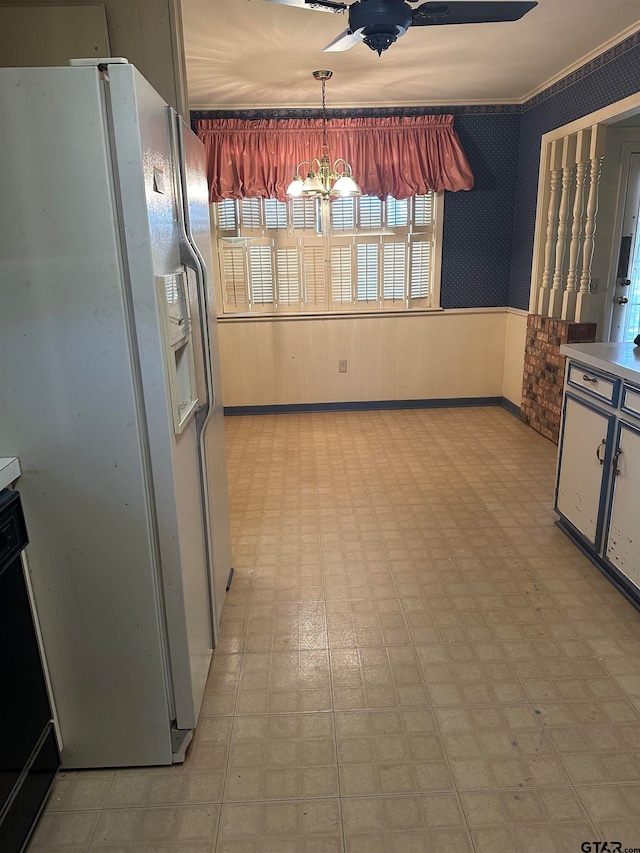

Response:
(338, 359), (347, 373)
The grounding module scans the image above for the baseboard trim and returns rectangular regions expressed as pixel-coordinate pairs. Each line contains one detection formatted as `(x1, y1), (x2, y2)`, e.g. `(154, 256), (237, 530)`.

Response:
(224, 397), (503, 416)
(500, 397), (521, 418)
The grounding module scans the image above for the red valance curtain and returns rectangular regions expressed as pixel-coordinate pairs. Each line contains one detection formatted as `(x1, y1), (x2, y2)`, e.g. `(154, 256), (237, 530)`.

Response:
(194, 115), (474, 202)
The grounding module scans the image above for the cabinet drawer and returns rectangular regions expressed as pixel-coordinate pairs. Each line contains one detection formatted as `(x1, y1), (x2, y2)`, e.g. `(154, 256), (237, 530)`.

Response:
(567, 361), (619, 406)
(621, 383), (640, 419)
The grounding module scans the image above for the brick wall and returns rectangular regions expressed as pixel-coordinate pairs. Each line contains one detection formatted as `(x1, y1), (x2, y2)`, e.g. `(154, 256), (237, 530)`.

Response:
(521, 315), (597, 443)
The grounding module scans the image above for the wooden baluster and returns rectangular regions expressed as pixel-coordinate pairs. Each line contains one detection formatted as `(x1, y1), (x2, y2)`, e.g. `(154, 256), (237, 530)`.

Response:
(548, 134), (576, 318)
(562, 129), (591, 321)
(537, 140), (562, 316)
(576, 124), (607, 323)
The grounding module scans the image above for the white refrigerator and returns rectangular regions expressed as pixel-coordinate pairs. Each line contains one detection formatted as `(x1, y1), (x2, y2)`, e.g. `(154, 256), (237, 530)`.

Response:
(0, 60), (233, 768)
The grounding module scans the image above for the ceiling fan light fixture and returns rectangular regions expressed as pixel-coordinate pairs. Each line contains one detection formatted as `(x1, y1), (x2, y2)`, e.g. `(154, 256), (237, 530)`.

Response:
(362, 30), (398, 54)
(259, 0), (539, 56)
(286, 70), (361, 199)
(348, 0), (412, 54)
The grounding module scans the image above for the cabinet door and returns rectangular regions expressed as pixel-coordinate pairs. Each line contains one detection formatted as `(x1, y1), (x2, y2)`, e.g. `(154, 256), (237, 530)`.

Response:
(605, 422), (640, 587)
(556, 394), (614, 548)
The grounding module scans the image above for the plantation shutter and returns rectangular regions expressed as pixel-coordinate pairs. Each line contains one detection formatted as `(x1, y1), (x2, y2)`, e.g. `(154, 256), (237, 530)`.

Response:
(359, 196), (383, 230)
(248, 243), (274, 305)
(330, 239), (354, 306)
(331, 197), (356, 231)
(217, 199), (238, 232)
(387, 197), (409, 228)
(356, 238), (379, 304)
(382, 239), (407, 303)
(409, 235), (431, 302)
(275, 243), (301, 308)
(413, 194), (433, 226)
(221, 244), (248, 310)
(240, 198), (262, 232)
(292, 198), (318, 231)
(302, 239), (327, 309)
(264, 198), (287, 230)
(212, 192), (438, 314)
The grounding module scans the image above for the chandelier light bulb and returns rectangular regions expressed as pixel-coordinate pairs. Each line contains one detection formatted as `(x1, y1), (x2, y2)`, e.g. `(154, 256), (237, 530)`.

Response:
(285, 175), (304, 196)
(331, 174), (362, 196)
(301, 174), (325, 195)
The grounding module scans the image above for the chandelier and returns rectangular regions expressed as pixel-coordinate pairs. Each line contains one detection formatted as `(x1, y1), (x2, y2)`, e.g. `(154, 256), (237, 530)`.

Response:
(286, 70), (362, 199)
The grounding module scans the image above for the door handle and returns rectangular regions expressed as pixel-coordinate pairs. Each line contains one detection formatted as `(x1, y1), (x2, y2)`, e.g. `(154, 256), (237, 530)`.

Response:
(617, 296), (629, 305)
(595, 439), (606, 465)
(612, 448), (622, 475)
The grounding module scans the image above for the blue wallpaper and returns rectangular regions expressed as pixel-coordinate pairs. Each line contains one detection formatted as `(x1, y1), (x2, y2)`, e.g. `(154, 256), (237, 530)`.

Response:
(509, 39), (640, 309)
(192, 33), (640, 311)
(193, 106), (522, 309)
(440, 114), (519, 308)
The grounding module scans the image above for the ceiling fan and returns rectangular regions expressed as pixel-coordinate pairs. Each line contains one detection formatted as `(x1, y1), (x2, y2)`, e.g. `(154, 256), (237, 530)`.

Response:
(261, 0), (538, 55)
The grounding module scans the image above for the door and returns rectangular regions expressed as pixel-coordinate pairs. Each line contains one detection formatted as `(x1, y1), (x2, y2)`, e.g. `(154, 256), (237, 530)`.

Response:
(178, 119), (233, 637)
(556, 394), (615, 548)
(605, 421), (640, 585)
(610, 151), (640, 342)
(107, 62), (213, 731)
(1, 64), (176, 767)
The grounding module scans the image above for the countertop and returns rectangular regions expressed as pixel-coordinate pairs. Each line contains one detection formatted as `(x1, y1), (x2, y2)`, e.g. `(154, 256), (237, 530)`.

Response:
(560, 342), (640, 385)
(0, 457), (21, 491)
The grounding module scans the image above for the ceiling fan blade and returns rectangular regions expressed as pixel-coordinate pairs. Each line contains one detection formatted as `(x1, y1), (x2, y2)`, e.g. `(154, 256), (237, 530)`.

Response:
(261, 0), (347, 13)
(322, 29), (362, 51)
(412, 1), (537, 26)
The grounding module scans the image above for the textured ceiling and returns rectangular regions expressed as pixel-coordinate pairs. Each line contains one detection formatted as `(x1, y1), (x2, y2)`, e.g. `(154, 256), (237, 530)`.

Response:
(182, 0), (640, 109)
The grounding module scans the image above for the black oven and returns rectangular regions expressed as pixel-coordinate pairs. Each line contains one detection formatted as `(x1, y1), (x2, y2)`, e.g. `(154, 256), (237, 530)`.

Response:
(0, 489), (60, 852)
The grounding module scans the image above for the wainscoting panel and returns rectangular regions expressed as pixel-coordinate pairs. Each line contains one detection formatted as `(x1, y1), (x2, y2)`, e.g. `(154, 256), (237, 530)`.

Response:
(217, 310), (508, 408)
(503, 309), (528, 407)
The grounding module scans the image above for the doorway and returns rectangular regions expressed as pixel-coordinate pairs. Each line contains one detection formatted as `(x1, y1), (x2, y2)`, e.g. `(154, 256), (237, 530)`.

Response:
(608, 148), (640, 341)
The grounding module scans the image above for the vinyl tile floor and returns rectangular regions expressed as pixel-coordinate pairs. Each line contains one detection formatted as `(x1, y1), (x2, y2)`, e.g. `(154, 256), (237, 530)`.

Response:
(28, 408), (640, 852)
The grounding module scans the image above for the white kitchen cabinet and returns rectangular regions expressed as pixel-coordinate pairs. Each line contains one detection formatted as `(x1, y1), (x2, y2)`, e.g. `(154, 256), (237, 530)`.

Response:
(557, 342), (640, 606)
(605, 421), (640, 587)
(556, 394), (615, 548)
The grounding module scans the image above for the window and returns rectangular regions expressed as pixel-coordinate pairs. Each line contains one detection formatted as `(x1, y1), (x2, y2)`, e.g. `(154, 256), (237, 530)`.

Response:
(213, 193), (442, 314)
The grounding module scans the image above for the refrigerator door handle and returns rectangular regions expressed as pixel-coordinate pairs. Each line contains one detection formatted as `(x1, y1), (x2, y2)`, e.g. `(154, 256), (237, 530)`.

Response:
(179, 247), (210, 413)
(168, 107), (220, 643)
(168, 108), (215, 416)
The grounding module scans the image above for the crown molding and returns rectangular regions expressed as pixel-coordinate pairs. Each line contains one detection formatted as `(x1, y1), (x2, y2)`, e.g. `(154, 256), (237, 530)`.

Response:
(191, 104), (523, 121)
(520, 22), (640, 105)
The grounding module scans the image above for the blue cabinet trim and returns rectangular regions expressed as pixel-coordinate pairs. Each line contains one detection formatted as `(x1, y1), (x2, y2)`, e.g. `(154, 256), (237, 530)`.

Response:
(620, 382), (640, 418)
(555, 391), (616, 551)
(566, 361), (621, 407)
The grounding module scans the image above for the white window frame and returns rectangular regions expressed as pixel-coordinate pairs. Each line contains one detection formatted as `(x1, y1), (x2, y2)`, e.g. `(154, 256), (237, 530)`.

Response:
(212, 193), (443, 316)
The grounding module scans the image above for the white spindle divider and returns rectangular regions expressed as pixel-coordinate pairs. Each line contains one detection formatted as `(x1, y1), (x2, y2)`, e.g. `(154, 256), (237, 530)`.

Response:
(548, 135), (577, 318)
(561, 128), (591, 320)
(576, 123), (607, 323)
(537, 139), (562, 316)
(531, 122), (608, 324)
(529, 92), (640, 326)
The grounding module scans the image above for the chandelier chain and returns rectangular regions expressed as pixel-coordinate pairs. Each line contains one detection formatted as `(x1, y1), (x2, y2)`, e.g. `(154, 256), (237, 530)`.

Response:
(285, 70), (360, 199)
(321, 77), (328, 150)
